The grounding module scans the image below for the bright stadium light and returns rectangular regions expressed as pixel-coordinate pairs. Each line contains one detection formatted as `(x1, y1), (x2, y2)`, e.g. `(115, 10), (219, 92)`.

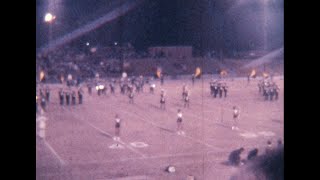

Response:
(44, 13), (56, 23)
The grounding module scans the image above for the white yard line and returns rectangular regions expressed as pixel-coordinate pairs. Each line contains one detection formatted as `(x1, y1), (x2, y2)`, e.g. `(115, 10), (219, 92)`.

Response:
(98, 101), (218, 149)
(70, 150), (223, 165)
(120, 98), (257, 139)
(68, 109), (147, 158)
(43, 139), (66, 165)
(120, 109), (216, 149)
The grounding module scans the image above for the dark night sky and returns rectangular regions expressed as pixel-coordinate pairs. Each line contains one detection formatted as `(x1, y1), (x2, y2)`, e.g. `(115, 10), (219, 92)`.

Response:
(36, 0), (283, 53)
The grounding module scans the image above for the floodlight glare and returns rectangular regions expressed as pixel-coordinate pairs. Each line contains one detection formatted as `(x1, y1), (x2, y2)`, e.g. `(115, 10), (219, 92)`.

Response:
(44, 13), (55, 22)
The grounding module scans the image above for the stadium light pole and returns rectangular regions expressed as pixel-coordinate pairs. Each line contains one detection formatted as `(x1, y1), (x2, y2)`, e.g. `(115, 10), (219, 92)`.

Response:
(43, 13), (56, 83)
(115, 41), (124, 73)
(44, 12), (55, 42)
(262, 0), (268, 51)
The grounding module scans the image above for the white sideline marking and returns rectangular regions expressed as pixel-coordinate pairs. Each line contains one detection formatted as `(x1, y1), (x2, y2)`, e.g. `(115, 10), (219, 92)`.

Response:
(43, 139), (66, 165)
(258, 131), (275, 137)
(239, 131), (276, 138)
(130, 142), (149, 148)
(81, 118), (113, 137)
(239, 132), (258, 138)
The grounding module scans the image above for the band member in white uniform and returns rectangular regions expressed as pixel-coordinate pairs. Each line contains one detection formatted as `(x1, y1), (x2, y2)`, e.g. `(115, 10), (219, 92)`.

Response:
(114, 114), (121, 144)
(232, 106), (240, 130)
(177, 109), (185, 135)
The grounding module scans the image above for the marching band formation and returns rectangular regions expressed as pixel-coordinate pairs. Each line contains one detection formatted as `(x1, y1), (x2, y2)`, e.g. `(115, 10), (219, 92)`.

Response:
(209, 80), (228, 98)
(258, 79), (280, 101)
(36, 72), (281, 140)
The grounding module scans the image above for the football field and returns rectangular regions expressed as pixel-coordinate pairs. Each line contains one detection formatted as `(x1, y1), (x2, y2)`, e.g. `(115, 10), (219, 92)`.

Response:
(36, 76), (283, 180)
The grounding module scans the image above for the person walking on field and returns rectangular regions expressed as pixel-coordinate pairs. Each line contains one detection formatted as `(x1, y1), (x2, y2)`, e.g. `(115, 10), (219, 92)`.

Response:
(114, 114), (121, 145)
(184, 90), (190, 108)
(160, 89), (166, 110)
(177, 109), (185, 135)
(232, 106), (240, 130)
(182, 84), (187, 100)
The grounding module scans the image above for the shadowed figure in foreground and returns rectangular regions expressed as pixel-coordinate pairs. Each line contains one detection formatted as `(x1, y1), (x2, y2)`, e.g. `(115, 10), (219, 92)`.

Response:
(230, 147), (283, 180)
(247, 148), (259, 161)
(228, 147), (245, 166)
